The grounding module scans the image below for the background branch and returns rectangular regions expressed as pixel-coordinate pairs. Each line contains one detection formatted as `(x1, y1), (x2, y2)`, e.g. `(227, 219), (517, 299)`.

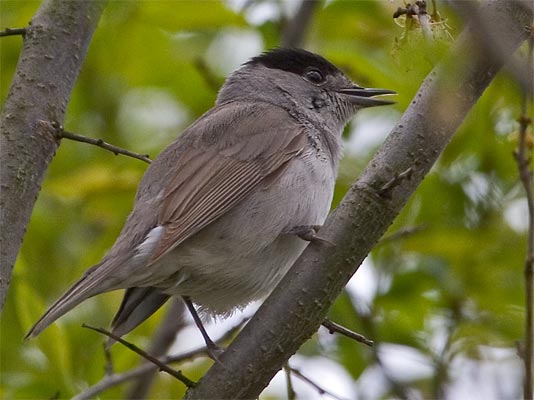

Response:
(0, 0), (107, 312)
(184, 1), (533, 398)
(288, 365), (349, 400)
(450, 0), (533, 95)
(280, 0), (320, 48)
(72, 318), (247, 400)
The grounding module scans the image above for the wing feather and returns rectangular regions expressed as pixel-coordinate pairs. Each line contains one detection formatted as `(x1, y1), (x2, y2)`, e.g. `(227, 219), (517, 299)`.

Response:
(147, 104), (307, 264)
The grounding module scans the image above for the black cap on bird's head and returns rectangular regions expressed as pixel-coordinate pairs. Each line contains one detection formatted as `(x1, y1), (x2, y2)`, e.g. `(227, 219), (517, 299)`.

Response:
(246, 48), (396, 108)
(217, 48), (395, 112)
(247, 48), (342, 78)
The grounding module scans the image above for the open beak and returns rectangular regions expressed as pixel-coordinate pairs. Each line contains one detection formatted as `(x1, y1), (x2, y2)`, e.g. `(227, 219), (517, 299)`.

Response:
(338, 86), (396, 107)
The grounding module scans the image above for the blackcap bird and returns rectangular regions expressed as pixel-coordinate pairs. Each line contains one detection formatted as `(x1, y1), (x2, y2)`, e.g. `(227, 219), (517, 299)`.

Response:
(26, 48), (394, 347)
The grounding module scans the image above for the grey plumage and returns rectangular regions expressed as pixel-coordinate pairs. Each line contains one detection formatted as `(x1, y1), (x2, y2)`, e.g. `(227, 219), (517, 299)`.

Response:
(26, 48), (394, 340)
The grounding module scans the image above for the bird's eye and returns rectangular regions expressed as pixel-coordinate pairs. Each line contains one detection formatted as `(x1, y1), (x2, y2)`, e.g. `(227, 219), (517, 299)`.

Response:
(304, 69), (324, 84)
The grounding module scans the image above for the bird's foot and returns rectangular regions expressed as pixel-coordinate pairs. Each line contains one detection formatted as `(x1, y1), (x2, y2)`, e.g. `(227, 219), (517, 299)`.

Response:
(283, 225), (334, 246)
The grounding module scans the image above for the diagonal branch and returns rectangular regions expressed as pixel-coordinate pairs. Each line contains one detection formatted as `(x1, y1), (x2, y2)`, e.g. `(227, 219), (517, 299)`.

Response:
(82, 324), (196, 388)
(125, 299), (186, 399)
(322, 318), (374, 347)
(288, 365), (350, 400)
(72, 318), (246, 400)
(184, 1), (533, 398)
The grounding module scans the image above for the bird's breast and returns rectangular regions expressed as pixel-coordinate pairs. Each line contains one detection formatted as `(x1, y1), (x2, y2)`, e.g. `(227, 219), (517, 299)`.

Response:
(154, 150), (337, 314)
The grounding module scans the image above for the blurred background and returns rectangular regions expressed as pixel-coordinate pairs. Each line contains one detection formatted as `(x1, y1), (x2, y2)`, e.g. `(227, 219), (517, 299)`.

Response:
(1, 1), (531, 399)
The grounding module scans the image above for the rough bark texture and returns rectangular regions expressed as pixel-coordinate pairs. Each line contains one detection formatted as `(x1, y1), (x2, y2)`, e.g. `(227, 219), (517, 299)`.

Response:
(0, 0), (106, 312)
(185, 1), (533, 398)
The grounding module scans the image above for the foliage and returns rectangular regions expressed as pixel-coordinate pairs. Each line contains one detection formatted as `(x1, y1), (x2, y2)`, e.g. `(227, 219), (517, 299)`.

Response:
(1, 1), (531, 399)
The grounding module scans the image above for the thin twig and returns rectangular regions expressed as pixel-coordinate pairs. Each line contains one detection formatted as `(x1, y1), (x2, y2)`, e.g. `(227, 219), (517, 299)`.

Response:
(58, 127), (152, 164)
(284, 363), (296, 400)
(193, 57), (222, 93)
(378, 225), (427, 245)
(358, 306), (414, 399)
(0, 27), (26, 37)
(379, 166), (414, 198)
(82, 324), (196, 388)
(322, 318), (374, 347)
(73, 319), (247, 400)
(103, 343), (114, 376)
(73, 348), (205, 400)
(514, 29), (534, 400)
(415, 1), (432, 40)
(126, 299), (187, 400)
(288, 366), (350, 400)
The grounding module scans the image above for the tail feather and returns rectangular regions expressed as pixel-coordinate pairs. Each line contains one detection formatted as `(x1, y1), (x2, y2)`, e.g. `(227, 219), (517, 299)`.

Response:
(25, 261), (117, 339)
(108, 287), (170, 347)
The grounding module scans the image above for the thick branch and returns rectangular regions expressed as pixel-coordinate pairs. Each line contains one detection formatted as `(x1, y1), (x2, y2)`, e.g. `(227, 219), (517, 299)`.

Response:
(0, 0), (107, 312)
(515, 33), (534, 399)
(185, 1), (533, 398)
(450, 0), (533, 95)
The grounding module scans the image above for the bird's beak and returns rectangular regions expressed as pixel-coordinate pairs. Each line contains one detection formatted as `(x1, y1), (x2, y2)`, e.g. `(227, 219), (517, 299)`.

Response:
(338, 86), (396, 107)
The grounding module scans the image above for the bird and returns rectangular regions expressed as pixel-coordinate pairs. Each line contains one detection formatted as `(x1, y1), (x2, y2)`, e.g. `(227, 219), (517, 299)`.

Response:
(26, 48), (394, 352)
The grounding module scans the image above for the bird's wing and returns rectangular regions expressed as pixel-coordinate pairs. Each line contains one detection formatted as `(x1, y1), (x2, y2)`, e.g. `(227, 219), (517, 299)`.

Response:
(24, 103), (305, 340)
(147, 102), (306, 264)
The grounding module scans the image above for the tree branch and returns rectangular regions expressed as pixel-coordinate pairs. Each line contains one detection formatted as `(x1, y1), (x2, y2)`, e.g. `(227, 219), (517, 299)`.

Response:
(82, 324), (196, 388)
(288, 365), (349, 400)
(378, 225), (426, 245)
(184, 1), (533, 398)
(283, 363), (296, 400)
(322, 318), (374, 347)
(0, 0), (107, 312)
(58, 127), (152, 164)
(514, 30), (534, 400)
(0, 27), (27, 37)
(72, 318), (246, 400)
(125, 299), (186, 399)
(280, 0), (320, 48)
(450, 0), (533, 95)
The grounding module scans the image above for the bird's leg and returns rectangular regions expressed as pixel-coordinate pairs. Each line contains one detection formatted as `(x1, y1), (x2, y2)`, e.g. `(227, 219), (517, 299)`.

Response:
(283, 225), (335, 246)
(182, 296), (224, 362)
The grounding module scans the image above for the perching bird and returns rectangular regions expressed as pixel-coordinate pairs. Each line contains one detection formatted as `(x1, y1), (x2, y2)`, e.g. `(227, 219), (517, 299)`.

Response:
(26, 48), (394, 348)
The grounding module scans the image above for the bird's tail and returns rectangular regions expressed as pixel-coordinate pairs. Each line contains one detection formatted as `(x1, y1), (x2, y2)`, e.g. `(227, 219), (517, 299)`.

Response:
(25, 261), (116, 339)
(107, 286), (170, 347)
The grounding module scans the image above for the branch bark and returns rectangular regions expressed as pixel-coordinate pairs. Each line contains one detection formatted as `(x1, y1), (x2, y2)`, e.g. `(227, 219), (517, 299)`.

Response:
(184, 1), (533, 398)
(0, 0), (107, 312)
